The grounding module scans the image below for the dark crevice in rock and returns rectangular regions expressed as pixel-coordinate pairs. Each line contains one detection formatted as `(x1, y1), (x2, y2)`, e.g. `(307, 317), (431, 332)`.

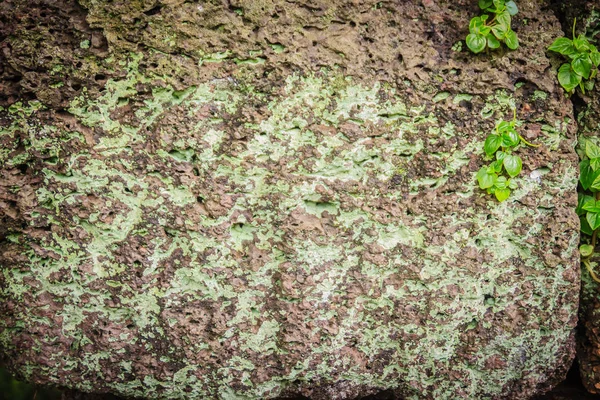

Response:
(544, 0), (600, 397)
(534, 359), (600, 399)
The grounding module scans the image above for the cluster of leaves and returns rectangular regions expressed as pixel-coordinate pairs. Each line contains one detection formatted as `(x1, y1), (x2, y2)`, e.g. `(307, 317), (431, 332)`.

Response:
(578, 141), (600, 235)
(577, 140), (600, 283)
(466, 0), (519, 54)
(548, 20), (600, 94)
(476, 113), (538, 201)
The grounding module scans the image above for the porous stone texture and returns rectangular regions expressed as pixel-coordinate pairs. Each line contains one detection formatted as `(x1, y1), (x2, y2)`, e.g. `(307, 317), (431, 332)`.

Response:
(0, 0), (580, 399)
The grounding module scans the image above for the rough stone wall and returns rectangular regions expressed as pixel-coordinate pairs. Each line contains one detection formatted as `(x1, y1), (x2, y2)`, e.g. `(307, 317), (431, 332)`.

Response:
(0, 1), (580, 399)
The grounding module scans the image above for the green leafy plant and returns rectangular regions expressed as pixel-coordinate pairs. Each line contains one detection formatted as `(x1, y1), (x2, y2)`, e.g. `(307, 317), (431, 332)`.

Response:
(466, 0), (520, 54)
(548, 19), (600, 94)
(476, 110), (539, 201)
(577, 140), (600, 283)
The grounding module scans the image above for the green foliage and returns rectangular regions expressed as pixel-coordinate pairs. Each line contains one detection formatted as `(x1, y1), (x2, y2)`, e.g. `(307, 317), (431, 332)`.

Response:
(476, 111), (538, 202)
(548, 19), (600, 94)
(466, 0), (519, 54)
(578, 139), (600, 283)
(578, 141), (600, 233)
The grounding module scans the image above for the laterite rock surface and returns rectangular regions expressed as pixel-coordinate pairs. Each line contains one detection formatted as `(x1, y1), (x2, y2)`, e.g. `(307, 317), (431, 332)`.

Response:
(0, 0), (580, 399)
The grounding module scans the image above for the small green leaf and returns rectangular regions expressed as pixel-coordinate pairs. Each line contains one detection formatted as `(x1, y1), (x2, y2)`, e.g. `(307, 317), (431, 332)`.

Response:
(580, 244), (595, 258)
(497, 11), (511, 29)
(501, 129), (519, 147)
(574, 35), (591, 52)
(580, 159), (600, 190)
(505, 0), (518, 15)
(578, 193), (595, 216)
(583, 199), (600, 214)
(492, 24), (507, 40)
(495, 188), (511, 202)
(490, 160), (503, 173)
(495, 151), (507, 161)
(476, 166), (487, 179)
(493, 0), (505, 10)
(487, 34), (500, 49)
(479, 0), (493, 9)
(586, 140), (600, 160)
(585, 79), (596, 91)
(548, 37), (576, 56)
(572, 54), (592, 79)
(591, 158), (600, 171)
(466, 33), (487, 54)
(503, 154), (522, 177)
(508, 179), (518, 189)
(581, 215), (594, 236)
(587, 211), (600, 230)
(484, 134), (502, 156)
(477, 167), (496, 189)
(495, 176), (508, 189)
(558, 63), (582, 92)
(505, 29), (519, 50)
(496, 121), (511, 133)
(591, 174), (600, 191)
(469, 17), (484, 34)
(591, 50), (600, 67)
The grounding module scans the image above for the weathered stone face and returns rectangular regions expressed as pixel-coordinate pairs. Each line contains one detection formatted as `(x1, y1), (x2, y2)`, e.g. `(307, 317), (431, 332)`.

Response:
(0, 0), (580, 399)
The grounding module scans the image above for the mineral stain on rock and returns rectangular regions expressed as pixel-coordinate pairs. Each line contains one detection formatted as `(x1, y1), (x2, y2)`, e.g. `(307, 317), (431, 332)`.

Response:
(0, 0), (581, 399)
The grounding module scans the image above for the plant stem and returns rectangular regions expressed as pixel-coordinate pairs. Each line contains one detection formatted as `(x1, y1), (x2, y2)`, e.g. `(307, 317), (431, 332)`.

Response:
(485, 14), (498, 26)
(519, 135), (540, 147)
(583, 259), (600, 283)
(573, 17), (577, 39)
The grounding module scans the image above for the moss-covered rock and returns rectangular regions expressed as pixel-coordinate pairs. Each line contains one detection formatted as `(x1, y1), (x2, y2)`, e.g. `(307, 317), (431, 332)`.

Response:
(0, 0), (580, 399)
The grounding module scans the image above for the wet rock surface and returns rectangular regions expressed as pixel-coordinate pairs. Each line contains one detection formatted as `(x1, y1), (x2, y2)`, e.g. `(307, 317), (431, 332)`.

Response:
(0, 0), (580, 399)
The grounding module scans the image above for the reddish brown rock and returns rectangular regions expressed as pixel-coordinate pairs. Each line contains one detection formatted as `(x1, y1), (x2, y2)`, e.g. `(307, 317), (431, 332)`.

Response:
(0, 0), (580, 399)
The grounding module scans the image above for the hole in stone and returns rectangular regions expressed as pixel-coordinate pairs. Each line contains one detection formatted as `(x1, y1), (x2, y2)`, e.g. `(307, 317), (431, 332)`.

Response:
(459, 100), (472, 111)
(144, 5), (162, 16)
